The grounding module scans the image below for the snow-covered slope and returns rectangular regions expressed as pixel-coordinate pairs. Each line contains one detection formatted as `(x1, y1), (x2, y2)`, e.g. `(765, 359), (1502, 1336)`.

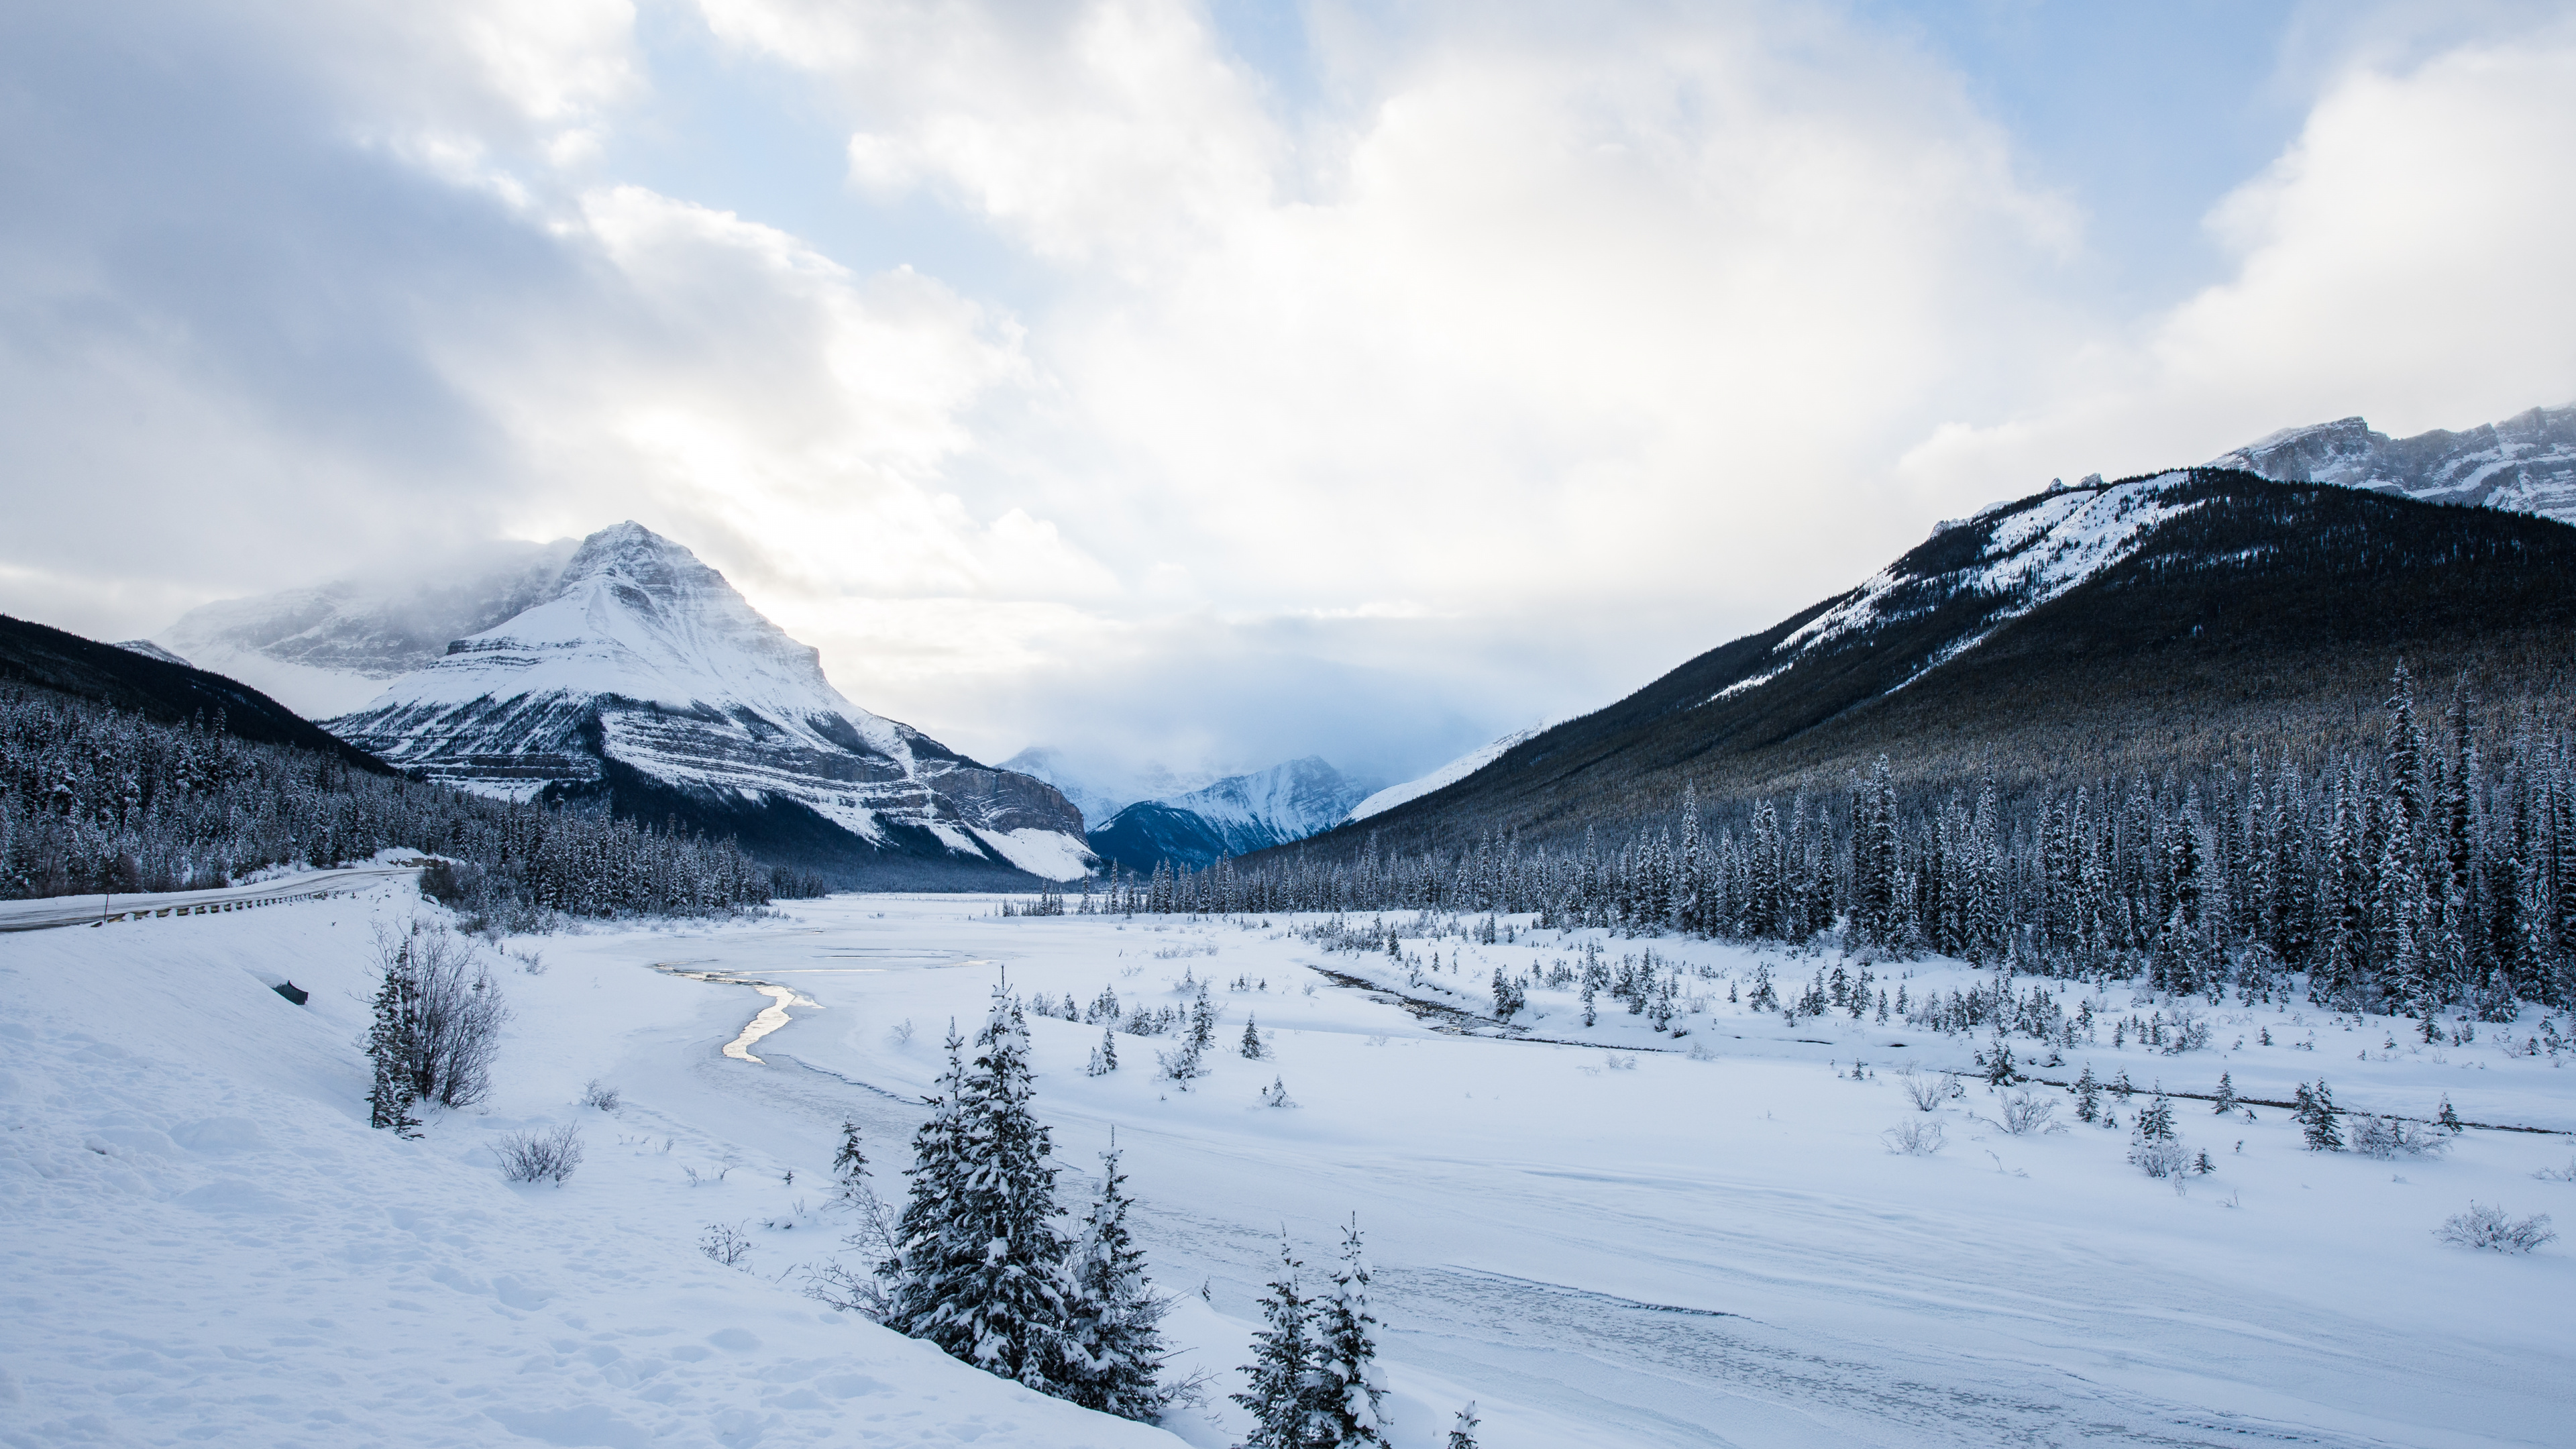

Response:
(159, 538), (582, 717)
(0, 879), (1181, 1448)
(331, 522), (1090, 883)
(1087, 757), (1376, 871)
(2212, 404), (2576, 525)
(1344, 727), (1544, 824)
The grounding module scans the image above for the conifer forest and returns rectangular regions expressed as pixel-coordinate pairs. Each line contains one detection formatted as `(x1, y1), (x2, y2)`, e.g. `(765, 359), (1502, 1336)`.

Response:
(1095, 665), (2576, 1022)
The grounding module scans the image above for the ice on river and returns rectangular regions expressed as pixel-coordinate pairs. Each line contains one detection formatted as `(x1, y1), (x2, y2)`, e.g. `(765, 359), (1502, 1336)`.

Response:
(3, 884), (2571, 1447)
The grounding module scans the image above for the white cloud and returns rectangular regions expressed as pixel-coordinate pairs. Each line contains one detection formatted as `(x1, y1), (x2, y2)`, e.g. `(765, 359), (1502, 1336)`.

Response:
(1900, 19), (2576, 502)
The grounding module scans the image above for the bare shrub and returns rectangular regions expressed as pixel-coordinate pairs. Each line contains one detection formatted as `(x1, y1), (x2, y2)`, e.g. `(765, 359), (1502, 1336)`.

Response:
(1898, 1069), (1947, 1112)
(495, 1124), (584, 1185)
(1996, 1089), (2059, 1136)
(2436, 1203), (2557, 1253)
(699, 1221), (753, 1268)
(2130, 1139), (2191, 1179)
(580, 1079), (621, 1112)
(2348, 1114), (2449, 1161)
(2532, 1158), (2576, 1183)
(371, 918), (509, 1112)
(1883, 1120), (1945, 1156)
(806, 1184), (902, 1320)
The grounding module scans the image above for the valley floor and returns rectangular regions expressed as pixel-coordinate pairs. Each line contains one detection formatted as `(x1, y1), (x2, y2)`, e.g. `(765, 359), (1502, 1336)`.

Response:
(5, 886), (2572, 1447)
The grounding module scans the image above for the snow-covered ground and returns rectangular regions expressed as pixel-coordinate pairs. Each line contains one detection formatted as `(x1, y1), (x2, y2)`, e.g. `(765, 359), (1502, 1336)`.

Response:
(7, 887), (2573, 1446)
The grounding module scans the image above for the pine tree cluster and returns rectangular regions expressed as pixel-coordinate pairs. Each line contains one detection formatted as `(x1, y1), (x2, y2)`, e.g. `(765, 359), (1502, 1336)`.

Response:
(875, 992), (1173, 1419)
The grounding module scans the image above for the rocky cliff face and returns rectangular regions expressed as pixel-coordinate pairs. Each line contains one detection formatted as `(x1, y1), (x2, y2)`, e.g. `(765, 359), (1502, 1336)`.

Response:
(328, 522), (1090, 885)
(2212, 405), (2576, 524)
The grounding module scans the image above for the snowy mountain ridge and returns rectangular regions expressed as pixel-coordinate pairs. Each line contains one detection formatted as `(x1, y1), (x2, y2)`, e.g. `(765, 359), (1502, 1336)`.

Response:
(1747, 470), (2202, 698)
(2211, 403), (2576, 525)
(330, 522), (1089, 883)
(1344, 727), (1545, 825)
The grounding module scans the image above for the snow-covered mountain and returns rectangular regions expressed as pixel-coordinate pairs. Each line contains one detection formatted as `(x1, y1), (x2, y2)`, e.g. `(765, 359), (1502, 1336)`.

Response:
(158, 538), (582, 717)
(1299, 461), (2576, 854)
(1087, 756), (1377, 872)
(1344, 727), (1546, 825)
(997, 747), (1221, 828)
(329, 522), (1089, 884)
(2212, 403), (2576, 525)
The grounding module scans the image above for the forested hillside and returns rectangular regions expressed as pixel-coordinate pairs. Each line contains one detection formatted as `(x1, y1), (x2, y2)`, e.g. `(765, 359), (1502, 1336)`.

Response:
(1305, 471), (2576, 855)
(0, 680), (803, 922)
(1113, 665), (2576, 1024)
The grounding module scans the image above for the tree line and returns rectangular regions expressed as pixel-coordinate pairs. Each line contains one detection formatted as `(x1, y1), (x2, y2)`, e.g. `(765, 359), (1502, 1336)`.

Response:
(0, 682), (808, 919)
(1081, 664), (2576, 1022)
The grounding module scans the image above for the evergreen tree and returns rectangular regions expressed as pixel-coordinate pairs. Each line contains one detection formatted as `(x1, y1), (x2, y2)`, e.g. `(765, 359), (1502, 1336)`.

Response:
(2073, 1065), (2099, 1124)
(2295, 1079), (2344, 1151)
(1448, 1403), (1482, 1449)
(1313, 1220), (1391, 1446)
(1242, 1015), (1266, 1060)
(1088, 1026), (1118, 1077)
(364, 961), (424, 1137)
(2210, 1071), (2237, 1115)
(2438, 1093), (2465, 1133)
(831, 1118), (869, 1203)
(1234, 1237), (1321, 1449)
(2135, 1090), (2176, 1143)
(883, 998), (1073, 1390)
(1060, 1148), (1171, 1421)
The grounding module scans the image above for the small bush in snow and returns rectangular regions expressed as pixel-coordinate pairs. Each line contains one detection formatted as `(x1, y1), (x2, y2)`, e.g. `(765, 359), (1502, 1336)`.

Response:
(1260, 1077), (1296, 1108)
(1898, 1069), (1947, 1113)
(2435, 1204), (2556, 1253)
(580, 1079), (620, 1112)
(2129, 1139), (2191, 1179)
(1884, 1120), (1945, 1156)
(495, 1124), (584, 1185)
(2347, 1114), (2449, 1161)
(2532, 1158), (2576, 1183)
(1996, 1090), (2059, 1136)
(700, 1221), (753, 1267)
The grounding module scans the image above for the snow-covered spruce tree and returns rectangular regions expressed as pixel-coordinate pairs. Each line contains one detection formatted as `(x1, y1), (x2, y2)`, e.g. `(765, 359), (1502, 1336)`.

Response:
(2294, 1080), (2344, 1151)
(1447, 1403), (1482, 1449)
(2210, 1071), (2237, 1115)
(1234, 1236), (1321, 1449)
(364, 961), (425, 1136)
(1312, 1219), (1391, 1446)
(882, 1000), (1073, 1391)
(1241, 1015), (1265, 1060)
(1089, 1026), (1119, 1076)
(2072, 1065), (2100, 1124)
(832, 1118), (869, 1203)
(1059, 1147), (1172, 1421)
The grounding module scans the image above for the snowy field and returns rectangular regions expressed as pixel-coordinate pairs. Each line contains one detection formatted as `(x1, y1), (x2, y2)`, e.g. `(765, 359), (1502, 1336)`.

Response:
(6, 881), (2575, 1447)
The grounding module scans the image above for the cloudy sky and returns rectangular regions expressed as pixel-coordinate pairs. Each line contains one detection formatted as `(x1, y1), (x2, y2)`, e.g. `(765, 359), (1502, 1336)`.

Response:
(5, 1), (2573, 789)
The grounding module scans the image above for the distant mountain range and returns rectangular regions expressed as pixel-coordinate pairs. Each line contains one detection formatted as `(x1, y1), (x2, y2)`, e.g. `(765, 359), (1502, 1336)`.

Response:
(1262, 404), (2576, 859)
(1083, 756), (1378, 873)
(2212, 404), (2575, 524)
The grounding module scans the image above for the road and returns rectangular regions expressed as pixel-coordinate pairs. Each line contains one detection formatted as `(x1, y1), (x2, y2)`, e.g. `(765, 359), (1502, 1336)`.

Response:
(0, 863), (426, 933)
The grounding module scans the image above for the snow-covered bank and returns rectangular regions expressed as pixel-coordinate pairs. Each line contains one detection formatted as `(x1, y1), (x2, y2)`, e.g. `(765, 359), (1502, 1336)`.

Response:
(6, 887), (2573, 1446)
